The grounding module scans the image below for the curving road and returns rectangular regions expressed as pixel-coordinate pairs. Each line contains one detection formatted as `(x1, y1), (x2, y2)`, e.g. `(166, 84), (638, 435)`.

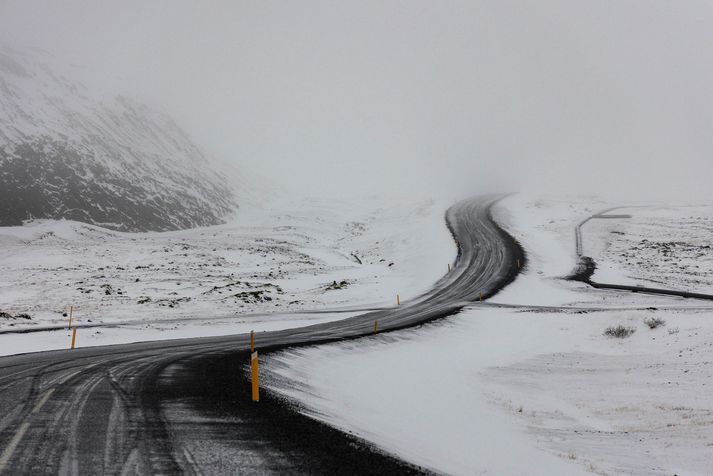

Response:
(0, 195), (524, 475)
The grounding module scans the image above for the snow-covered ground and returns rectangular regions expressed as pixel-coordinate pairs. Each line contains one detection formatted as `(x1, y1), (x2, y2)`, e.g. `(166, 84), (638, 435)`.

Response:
(0, 196), (455, 352)
(4, 192), (713, 473)
(264, 194), (713, 475)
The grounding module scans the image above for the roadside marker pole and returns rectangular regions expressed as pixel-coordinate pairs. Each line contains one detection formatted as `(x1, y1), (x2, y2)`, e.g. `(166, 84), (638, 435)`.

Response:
(250, 330), (255, 353)
(480, 291), (483, 302)
(68, 306), (73, 329)
(251, 351), (259, 402)
(448, 264), (451, 272)
(397, 294), (400, 305)
(374, 320), (378, 333)
(517, 259), (521, 269)
(70, 328), (77, 349)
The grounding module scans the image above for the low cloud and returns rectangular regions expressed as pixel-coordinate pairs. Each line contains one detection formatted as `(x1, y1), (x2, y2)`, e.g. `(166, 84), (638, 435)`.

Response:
(2, 0), (712, 201)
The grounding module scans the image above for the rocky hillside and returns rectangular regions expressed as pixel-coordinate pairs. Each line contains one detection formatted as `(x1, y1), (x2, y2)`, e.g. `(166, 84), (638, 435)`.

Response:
(0, 47), (237, 232)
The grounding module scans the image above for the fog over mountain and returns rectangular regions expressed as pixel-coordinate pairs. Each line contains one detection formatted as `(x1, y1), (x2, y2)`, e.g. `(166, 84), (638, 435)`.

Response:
(0, 47), (236, 231)
(1, 1), (713, 202)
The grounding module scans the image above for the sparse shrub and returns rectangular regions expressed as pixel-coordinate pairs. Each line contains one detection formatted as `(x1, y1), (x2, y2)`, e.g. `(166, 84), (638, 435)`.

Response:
(0, 311), (31, 320)
(325, 280), (349, 291)
(668, 327), (680, 335)
(644, 317), (666, 329)
(604, 325), (636, 338)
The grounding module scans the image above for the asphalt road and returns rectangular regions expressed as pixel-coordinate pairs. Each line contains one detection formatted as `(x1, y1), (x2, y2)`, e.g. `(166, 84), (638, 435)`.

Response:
(0, 194), (524, 475)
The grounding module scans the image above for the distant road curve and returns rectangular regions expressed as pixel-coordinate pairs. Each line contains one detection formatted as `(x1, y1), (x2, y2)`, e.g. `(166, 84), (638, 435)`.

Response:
(570, 207), (713, 302)
(0, 194), (524, 475)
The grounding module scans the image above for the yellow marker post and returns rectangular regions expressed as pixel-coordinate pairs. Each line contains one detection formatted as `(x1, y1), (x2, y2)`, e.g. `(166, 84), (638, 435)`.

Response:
(70, 328), (77, 349)
(397, 294), (400, 305)
(68, 306), (73, 329)
(374, 320), (378, 333)
(250, 330), (255, 353)
(448, 263), (451, 272)
(251, 351), (259, 402)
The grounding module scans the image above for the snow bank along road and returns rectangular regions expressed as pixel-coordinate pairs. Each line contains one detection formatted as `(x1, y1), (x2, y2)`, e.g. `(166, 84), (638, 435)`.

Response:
(0, 195), (524, 475)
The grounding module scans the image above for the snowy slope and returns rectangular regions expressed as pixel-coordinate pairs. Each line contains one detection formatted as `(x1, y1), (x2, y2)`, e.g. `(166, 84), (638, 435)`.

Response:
(0, 46), (236, 231)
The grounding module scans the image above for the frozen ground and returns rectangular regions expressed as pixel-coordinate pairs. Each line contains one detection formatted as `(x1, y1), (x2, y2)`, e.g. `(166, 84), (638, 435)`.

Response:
(264, 194), (713, 475)
(0, 196), (455, 351)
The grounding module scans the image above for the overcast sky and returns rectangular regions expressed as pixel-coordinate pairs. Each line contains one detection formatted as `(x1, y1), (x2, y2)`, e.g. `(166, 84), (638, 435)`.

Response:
(2, 1), (713, 201)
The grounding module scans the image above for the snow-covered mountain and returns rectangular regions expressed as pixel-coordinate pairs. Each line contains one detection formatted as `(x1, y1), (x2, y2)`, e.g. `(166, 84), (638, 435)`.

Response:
(0, 47), (237, 232)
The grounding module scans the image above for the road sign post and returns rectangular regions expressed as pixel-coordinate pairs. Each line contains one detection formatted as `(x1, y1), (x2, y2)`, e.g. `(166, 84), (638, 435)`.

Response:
(251, 351), (259, 402)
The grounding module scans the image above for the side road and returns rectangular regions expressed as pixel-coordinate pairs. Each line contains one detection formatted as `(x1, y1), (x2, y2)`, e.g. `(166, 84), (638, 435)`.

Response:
(570, 207), (713, 301)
